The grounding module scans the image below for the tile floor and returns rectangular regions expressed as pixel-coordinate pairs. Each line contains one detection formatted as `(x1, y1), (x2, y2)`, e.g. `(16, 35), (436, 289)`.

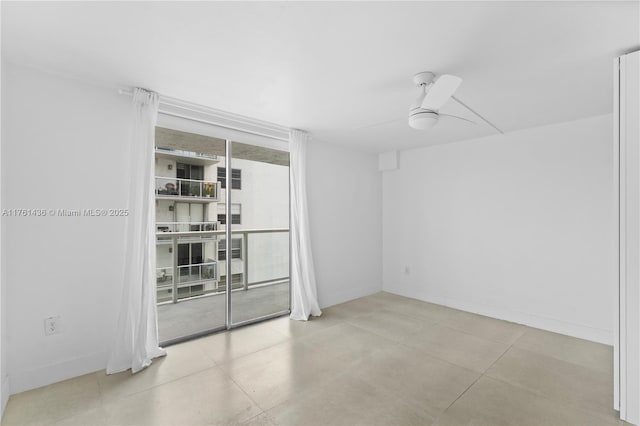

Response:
(1, 292), (625, 426)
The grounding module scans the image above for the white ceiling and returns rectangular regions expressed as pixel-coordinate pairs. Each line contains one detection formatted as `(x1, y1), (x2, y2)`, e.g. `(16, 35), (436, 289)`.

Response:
(3, 1), (639, 153)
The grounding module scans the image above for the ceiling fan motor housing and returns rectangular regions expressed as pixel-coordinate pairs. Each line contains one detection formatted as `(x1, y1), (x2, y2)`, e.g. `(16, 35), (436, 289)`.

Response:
(409, 109), (438, 129)
(408, 71), (438, 129)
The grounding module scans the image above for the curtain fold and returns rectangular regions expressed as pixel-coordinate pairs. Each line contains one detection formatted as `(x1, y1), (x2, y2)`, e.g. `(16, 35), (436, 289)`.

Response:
(289, 129), (322, 320)
(107, 88), (166, 374)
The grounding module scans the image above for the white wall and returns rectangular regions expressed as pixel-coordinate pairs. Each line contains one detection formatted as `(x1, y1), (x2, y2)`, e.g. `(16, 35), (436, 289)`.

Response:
(3, 62), (131, 393)
(383, 114), (615, 344)
(155, 157), (175, 179)
(307, 140), (383, 308)
(0, 3), (8, 413)
(155, 200), (174, 224)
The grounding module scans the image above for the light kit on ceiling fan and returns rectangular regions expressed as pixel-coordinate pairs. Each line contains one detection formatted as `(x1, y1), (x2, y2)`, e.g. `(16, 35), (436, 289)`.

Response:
(409, 110), (439, 130)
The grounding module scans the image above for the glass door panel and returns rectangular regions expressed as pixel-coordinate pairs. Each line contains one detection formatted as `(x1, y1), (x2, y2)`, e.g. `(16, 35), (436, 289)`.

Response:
(229, 141), (290, 325)
(155, 127), (226, 344)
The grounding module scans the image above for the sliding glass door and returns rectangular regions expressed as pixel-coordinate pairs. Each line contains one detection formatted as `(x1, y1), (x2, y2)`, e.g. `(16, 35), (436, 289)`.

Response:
(155, 125), (290, 344)
(229, 141), (290, 325)
(155, 129), (227, 344)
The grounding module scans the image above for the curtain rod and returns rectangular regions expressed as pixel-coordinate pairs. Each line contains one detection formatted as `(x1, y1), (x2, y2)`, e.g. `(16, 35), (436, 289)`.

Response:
(118, 88), (291, 143)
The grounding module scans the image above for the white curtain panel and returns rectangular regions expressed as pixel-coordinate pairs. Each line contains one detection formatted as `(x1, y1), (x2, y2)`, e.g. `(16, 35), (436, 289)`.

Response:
(107, 88), (166, 374)
(289, 130), (322, 320)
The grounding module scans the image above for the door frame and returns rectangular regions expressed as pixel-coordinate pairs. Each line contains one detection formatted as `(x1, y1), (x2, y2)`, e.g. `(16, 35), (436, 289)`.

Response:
(614, 50), (640, 425)
(156, 109), (292, 343)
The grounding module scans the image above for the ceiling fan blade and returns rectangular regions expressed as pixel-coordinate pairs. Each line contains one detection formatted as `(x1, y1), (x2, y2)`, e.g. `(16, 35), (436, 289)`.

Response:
(438, 113), (477, 125)
(353, 117), (404, 131)
(421, 74), (462, 111)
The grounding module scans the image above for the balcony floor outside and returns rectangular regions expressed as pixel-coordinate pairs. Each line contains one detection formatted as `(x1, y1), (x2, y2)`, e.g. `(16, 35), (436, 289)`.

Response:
(157, 282), (290, 343)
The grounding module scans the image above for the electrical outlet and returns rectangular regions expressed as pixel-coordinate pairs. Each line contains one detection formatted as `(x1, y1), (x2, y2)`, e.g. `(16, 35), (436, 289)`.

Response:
(44, 316), (60, 336)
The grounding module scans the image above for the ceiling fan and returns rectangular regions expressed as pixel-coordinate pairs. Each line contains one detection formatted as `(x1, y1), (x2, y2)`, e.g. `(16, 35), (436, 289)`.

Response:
(408, 71), (503, 133)
(409, 72), (465, 129)
(355, 71), (503, 134)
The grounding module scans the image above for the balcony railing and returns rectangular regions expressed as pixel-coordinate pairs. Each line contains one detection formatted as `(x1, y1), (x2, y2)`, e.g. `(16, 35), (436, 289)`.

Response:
(157, 261), (218, 303)
(155, 176), (219, 200)
(178, 262), (217, 284)
(156, 228), (289, 305)
(157, 221), (218, 233)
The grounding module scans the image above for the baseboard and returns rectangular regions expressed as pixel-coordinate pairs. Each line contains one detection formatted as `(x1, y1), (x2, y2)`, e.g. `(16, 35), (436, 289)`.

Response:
(319, 286), (382, 310)
(384, 289), (613, 345)
(9, 351), (106, 394)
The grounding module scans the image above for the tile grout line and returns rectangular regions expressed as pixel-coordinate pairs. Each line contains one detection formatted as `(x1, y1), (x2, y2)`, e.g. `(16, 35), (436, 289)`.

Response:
(93, 341), (228, 403)
(432, 315), (528, 345)
(376, 297), (536, 344)
(484, 373), (620, 424)
(208, 328), (293, 366)
(214, 321), (352, 420)
(341, 318), (418, 346)
(431, 328), (518, 424)
(484, 334), (516, 372)
(510, 341), (614, 376)
(340, 305), (479, 345)
(432, 370), (484, 425)
(97, 363), (224, 403)
(483, 345), (620, 423)
(221, 368), (270, 420)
